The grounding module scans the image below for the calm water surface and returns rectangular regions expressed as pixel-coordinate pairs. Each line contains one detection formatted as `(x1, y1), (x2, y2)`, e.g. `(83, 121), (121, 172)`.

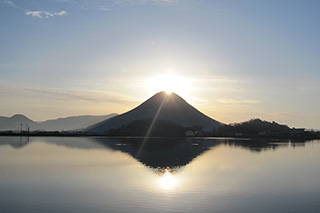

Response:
(0, 136), (320, 212)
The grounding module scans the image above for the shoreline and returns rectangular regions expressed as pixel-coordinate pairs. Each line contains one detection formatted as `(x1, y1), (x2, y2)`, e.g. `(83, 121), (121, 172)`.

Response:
(0, 131), (319, 140)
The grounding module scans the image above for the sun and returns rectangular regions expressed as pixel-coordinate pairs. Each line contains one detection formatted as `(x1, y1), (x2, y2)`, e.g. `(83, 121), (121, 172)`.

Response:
(145, 74), (192, 96)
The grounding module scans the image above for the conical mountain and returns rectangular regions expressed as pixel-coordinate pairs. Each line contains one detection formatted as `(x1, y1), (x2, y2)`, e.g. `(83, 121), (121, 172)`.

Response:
(87, 91), (222, 133)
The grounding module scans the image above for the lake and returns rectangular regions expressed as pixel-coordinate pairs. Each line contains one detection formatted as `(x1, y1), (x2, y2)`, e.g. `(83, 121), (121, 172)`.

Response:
(1, 136), (320, 212)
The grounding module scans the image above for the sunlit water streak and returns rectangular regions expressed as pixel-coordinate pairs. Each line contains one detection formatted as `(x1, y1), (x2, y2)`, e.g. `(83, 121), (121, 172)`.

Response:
(155, 168), (181, 192)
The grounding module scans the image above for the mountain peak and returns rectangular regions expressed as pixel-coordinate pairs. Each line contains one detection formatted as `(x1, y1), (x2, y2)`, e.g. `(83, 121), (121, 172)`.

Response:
(10, 114), (34, 122)
(11, 114), (27, 118)
(146, 90), (178, 99)
(87, 92), (223, 133)
(157, 91), (181, 96)
(148, 91), (178, 100)
(0, 114), (38, 131)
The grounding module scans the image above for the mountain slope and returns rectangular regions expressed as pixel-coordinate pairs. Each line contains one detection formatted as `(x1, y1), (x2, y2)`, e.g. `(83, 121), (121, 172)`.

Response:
(0, 116), (8, 124)
(38, 114), (117, 131)
(0, 114), (39, 131)
(87, 91), (222, 133)
(0, 114), (117, 131)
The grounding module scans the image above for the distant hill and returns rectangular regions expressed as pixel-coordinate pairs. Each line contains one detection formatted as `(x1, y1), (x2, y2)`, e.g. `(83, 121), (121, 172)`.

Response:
(218, 118), (291, 136)
(86, 91), (223, 133)
(0, 116), (8, 124)
(0, 114), (39, 131)
(0, 114), (117, 131)
(38, 114), (117, 131)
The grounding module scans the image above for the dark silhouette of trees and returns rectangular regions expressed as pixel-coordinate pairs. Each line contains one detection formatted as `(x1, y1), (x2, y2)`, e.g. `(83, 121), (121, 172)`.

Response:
(218, 118), (291, 136)
(107, 119), (185, 137)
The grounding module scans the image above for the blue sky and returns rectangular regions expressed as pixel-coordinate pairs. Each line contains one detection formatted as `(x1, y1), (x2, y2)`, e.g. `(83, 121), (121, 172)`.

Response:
(1, 0), (320, 129)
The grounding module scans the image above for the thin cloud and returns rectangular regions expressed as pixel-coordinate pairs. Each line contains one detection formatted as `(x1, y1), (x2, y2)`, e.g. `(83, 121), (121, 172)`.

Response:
(25, 11), (43, 18)
(2, 0), (15, 7)
(0, 81), (134, 106)
(55, 10), (67, 16)
(1, 0), (23, 10)
(60, 0), (181, 10)
(2, 0), (183, 15)
(1, 0), (67, 19)
(218, 99), (259, 104)
(25, 10), (67, 18)
(115, 0), (178, 6)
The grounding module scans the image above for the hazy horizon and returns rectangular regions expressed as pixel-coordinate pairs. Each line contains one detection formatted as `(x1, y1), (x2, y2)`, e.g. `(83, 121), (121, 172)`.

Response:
(1, 0), (320, 129)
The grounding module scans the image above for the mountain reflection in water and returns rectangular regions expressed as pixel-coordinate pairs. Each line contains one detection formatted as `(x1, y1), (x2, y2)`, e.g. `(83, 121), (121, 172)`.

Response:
(0, 136), (312, 170)
(1, 136), (320, 213)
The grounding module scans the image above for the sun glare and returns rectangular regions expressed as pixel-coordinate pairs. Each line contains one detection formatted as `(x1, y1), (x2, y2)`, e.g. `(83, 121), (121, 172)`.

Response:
(145, 74), (192, 97)
(157, 168), (179, 191)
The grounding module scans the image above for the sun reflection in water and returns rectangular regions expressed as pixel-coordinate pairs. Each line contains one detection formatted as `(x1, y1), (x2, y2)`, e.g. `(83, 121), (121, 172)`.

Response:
(157, 167), (179, 191)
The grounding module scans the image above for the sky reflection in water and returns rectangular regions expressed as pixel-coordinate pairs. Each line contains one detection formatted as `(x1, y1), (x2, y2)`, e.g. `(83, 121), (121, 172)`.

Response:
(0, 136), (320, 212)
